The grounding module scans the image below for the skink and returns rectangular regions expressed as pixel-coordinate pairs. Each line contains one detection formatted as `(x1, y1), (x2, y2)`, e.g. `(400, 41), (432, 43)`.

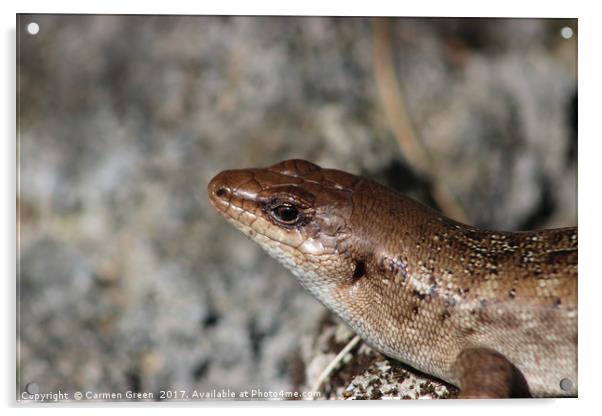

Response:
(207, 159), (577, 398)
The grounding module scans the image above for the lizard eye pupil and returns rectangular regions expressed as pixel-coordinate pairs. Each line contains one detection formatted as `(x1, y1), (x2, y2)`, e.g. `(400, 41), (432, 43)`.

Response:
(272, 204), (300, 224)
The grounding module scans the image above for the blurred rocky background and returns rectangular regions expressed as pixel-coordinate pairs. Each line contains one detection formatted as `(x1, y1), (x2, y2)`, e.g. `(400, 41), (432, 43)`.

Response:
(17, 15), (577, 400)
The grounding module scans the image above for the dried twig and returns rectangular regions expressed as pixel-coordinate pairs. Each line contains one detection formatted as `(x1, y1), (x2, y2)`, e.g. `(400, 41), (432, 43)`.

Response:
(372, 17), (470, 224)
(310, 334), (361, 398)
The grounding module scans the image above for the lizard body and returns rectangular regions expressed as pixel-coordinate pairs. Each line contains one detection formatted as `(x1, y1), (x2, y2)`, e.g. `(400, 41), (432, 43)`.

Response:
(207, 159), (577, 398)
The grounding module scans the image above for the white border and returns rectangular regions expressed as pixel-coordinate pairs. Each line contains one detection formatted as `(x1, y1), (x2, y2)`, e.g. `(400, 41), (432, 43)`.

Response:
(2, 1), (600, 415)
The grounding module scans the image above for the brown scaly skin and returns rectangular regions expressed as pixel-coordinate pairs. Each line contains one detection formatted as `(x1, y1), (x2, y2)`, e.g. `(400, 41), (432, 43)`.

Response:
(207, 159), (577, 398)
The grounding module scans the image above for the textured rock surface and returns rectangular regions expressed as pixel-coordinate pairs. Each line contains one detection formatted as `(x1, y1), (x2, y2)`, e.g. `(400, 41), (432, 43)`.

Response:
(17, 15), (576, 400)
(298, 316), (457, 400)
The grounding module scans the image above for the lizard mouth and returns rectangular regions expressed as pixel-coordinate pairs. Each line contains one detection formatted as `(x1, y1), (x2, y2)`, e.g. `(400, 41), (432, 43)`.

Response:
(207, 170), (262, 241)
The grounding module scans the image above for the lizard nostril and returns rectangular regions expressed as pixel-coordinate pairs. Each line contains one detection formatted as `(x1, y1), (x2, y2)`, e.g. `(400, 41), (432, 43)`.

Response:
(215, 186), (229, 199)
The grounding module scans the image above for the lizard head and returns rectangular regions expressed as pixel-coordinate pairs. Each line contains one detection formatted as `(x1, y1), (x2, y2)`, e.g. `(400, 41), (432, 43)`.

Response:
(207, 159), (372, 313)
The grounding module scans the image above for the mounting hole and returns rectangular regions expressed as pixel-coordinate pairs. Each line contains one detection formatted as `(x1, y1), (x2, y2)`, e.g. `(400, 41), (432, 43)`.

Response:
(560, 26), (573, 40)
(559, 378), (573, 391)
(25, 382), (39, 394)
(26, 22), (40, 35)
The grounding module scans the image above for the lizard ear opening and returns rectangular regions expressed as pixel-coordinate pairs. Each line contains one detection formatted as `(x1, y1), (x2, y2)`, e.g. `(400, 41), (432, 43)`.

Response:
(352, 260), (366, 282)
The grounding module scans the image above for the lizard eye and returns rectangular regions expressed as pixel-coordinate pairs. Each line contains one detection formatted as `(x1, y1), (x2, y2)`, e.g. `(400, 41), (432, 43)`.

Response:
(270, 203), (301, 225)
